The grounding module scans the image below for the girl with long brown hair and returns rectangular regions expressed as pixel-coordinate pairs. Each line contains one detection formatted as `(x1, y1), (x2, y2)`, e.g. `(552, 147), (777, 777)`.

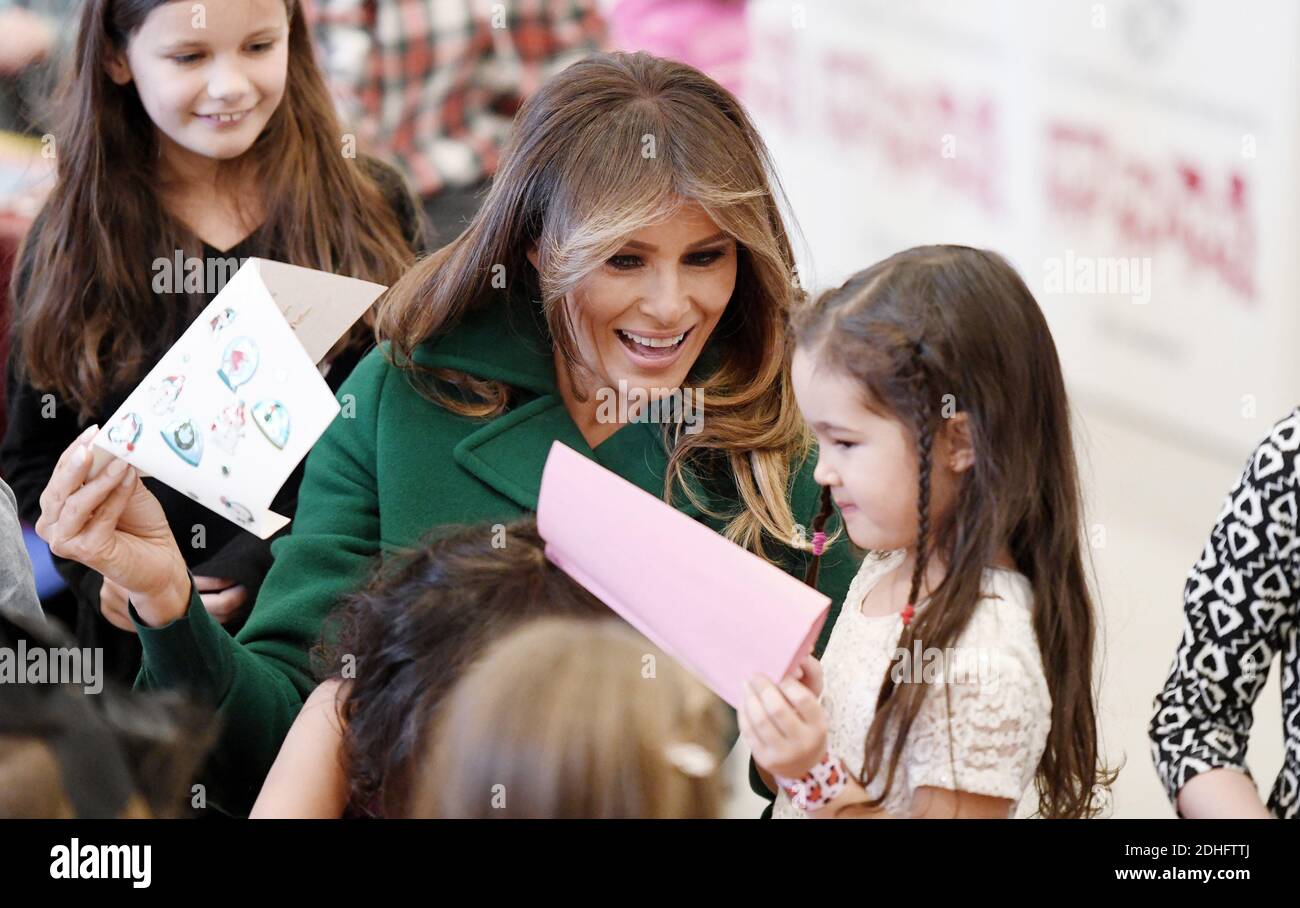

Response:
(741, 245), (1116, 818)
(2, 0), (421, 681)
(31, 51), (861, 816)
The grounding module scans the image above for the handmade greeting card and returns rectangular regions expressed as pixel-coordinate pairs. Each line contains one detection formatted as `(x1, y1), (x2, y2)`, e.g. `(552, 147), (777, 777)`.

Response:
(536, 441), (831, 708)
(89, 259), (387, 538)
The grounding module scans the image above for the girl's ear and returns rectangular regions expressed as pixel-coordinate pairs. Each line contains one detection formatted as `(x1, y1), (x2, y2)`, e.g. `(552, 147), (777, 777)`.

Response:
(525, 244), (539, 270)
(105, 51), (133, 86)
(942, 412), (976, 474)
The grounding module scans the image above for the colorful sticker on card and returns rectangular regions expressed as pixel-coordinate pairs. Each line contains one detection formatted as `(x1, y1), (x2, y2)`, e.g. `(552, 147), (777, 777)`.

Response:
(150, 375), (185, 415)
(217, 336), (259, 392)
(220, 495), (255, 526)
(252, 399), (290, 450)
(210, 401), (246, 455)
(208, 307), (236, 336)
(161, 417), (203, 467)
(106, 412), (143, 453)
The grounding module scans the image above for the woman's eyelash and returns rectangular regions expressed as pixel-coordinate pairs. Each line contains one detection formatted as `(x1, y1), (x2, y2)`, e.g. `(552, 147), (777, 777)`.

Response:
(606, 248), (729, 270)
(685, 249), (725, 265)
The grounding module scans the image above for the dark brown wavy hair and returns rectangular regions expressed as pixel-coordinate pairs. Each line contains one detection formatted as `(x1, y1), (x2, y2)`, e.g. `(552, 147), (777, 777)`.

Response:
(795, 245), (1116, 818)
(314, 519), (613, 818)
(12, 0), (412, 417)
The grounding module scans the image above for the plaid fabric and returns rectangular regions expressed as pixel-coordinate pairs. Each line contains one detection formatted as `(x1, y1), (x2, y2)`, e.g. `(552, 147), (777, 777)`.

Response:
(307, 0), (607, 197)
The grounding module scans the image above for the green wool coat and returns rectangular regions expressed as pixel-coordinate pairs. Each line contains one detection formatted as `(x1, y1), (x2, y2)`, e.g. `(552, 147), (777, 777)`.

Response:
(133, 287), (861, 815)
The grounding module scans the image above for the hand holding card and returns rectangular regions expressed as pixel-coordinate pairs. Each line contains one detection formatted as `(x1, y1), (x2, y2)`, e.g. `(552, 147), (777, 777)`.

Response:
(87, 259), (387, 538)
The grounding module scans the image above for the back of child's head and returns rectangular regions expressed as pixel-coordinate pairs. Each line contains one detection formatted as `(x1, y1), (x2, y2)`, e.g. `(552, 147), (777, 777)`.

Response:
(317, 518), (614, 817)
(409, 617), (727, 819)
(792, 245), (1112, 818)
(0, 608), (215, 818)
(17, 0), (410, 416)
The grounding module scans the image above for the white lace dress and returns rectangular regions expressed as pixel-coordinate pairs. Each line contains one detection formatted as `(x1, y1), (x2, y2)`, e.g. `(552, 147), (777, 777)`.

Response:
(772, 550), (1052, 819)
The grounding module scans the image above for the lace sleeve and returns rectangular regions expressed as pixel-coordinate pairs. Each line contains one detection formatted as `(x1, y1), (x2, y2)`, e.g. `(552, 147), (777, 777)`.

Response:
(902, 643), (1051, 805)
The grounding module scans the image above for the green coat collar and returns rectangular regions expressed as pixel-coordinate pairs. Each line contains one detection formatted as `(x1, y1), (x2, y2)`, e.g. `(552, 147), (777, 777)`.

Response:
(410, 290), (705, 518)
(411, 288), (557, 396)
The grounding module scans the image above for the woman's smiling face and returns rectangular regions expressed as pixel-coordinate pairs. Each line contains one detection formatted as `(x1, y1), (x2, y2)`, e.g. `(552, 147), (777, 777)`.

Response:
(543, 200), (738, 402)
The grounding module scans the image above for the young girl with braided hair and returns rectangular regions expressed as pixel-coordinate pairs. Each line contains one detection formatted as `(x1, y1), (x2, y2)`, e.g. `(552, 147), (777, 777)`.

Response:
(741, 245), (1116, 819)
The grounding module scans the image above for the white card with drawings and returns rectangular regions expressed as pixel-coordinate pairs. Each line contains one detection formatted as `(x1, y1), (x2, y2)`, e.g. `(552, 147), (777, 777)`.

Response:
(89, 258), (387, 538)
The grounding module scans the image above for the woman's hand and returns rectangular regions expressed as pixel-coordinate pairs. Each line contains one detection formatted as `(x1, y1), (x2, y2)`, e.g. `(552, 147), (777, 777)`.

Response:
(1176, 768), (1274, 819)
(99, 577), (137, 633)
(738, 669), (827, 780)
(36, 425), (192, 627)
(194, 576), (251, 625)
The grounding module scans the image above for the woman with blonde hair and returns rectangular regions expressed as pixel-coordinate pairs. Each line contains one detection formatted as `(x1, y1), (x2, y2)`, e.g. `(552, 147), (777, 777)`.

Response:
(411, 617), (727, 819)
(34, 51), (861, 816)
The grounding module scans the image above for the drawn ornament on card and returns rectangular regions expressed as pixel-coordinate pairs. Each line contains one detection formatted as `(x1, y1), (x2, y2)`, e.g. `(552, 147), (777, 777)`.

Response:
(150, 374), (185, 415)
(210, 402), (247, 455)
(208, 306), (237, 336)
(217, 336), (259, 392)
(161, 417), (203, 467)
(252, 400), (290, 450)
(106, 412), (143, 453)
(220, 496), (255, 526)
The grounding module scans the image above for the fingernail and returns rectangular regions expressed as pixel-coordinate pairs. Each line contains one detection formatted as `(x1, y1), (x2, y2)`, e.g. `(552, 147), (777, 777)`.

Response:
(108, 458), (127, 476)
(79, 424), (99, 441)
(120, 466), (135, 487)
(75, 446), (88, 464)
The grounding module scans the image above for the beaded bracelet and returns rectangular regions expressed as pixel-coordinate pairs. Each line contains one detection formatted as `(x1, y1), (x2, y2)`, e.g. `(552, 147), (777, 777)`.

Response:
(776, 752), (848, 811)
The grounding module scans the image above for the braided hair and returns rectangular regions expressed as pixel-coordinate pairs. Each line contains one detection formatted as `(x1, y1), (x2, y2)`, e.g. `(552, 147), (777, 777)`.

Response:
(902, 339), (935, 628)
(864, 338), (961, 810)
(801, 484), (836, 589)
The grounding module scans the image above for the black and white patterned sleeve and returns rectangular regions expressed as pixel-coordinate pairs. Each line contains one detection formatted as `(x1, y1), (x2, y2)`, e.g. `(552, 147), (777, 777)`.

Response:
(1149, 408), (1300, 815)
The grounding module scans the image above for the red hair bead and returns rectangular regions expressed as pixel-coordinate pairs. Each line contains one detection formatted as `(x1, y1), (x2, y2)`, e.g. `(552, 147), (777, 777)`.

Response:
(812, 530), (827, 556)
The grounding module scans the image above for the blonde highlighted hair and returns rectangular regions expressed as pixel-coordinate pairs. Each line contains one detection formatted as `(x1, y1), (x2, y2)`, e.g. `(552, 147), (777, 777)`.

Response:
(410, 617), (726, 819)
(375, 51), (812, 559)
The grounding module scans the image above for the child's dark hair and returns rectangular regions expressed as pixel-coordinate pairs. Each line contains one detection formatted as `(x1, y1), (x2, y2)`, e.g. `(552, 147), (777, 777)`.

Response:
(0, 608), (216, 818)
(13, 0), (412, 417)
(314, 518), (612, 818)
(794, 244), (1115, 818)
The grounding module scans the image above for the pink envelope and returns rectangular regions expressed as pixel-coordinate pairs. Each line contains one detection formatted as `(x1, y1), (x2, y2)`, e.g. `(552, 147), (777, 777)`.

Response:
(536, 441), (831, 708)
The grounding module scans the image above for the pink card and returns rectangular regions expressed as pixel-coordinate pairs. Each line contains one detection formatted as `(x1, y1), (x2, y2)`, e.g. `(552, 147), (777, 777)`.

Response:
(536, 441), (830, 708)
